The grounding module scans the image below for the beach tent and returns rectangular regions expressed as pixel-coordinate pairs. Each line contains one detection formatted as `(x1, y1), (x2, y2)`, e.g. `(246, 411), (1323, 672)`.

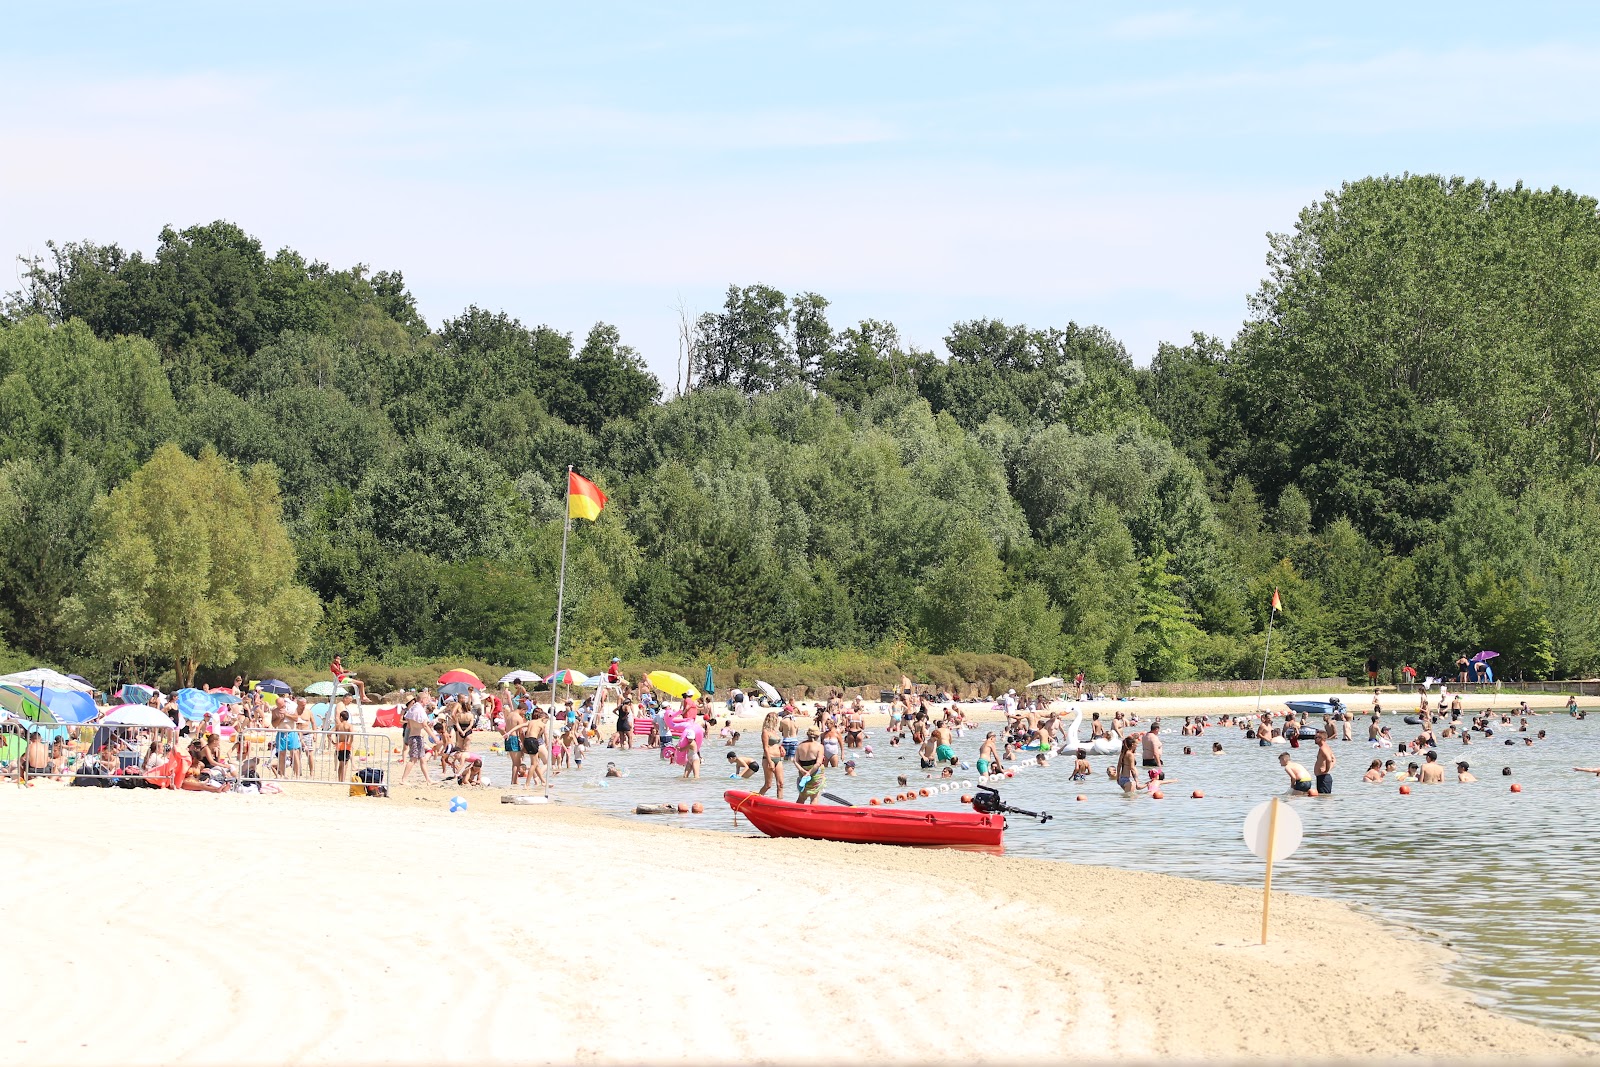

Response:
(372, 705), (402, 728)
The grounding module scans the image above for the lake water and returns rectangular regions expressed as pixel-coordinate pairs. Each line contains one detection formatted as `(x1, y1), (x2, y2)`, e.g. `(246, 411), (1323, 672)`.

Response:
(480, 709), (1600, 1041)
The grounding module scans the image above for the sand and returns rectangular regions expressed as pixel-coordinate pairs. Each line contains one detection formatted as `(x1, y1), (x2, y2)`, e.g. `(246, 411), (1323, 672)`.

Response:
(7, 781), (1593, 1065)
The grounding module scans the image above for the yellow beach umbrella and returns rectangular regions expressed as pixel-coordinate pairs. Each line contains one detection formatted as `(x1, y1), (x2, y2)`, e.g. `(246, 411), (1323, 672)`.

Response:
(645, 670), (698, 699)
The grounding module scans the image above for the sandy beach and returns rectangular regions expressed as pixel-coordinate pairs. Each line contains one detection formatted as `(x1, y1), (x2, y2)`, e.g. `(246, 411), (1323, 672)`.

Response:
(8, 777), (1593, 1065)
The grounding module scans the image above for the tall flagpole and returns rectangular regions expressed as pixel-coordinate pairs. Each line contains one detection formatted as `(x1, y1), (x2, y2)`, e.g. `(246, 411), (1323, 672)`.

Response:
(1255, 591), (1279, 719)
(547, 465), (573, 790)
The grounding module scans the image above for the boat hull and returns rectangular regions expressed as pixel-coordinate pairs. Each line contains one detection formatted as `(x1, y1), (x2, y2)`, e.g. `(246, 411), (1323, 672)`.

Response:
(724, 790), (1004, 848)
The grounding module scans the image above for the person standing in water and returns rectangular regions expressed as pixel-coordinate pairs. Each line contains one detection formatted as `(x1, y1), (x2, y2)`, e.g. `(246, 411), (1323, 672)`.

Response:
(1314, 730), (1336, 795)
(758, 712), (786, 800)
(1141, 720), (1164, 780)
(793, 728), (825, 804)
(977, 732), (1000, 776)
(1279, 751), (1314, 794)
(1114, 736), (1141, 796)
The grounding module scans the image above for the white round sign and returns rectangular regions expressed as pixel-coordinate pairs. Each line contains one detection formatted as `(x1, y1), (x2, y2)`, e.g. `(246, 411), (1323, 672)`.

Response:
(1242, 799), (1303, 861)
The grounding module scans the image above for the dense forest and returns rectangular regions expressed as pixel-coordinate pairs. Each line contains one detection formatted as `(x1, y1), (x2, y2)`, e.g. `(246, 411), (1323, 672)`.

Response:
(3, 174), (1599, 687)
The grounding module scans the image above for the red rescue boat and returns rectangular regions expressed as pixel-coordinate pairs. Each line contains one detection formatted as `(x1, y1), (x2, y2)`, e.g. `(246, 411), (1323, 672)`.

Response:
(724, 790), (1004, 849)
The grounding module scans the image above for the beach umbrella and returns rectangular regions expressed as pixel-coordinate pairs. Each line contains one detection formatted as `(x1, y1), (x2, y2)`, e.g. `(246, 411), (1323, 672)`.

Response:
(66, 673), (94, 689)
(0, 684), (53, 724)
(1471, 651), (1500, 663)
(176, 688), (219, 721)
(439, 681), (476, 697)
(256, 679), (292, 696)
(1, 684), (97, 724)
(1026, 676), (1066, 688)
(116, 683), (157, 704)
(304, 680), (350, 697)
(756, 680), (781, 703)
(498, 669), (542, 685)
(210, 692), (241, 705)
(101, 704), (178, 729)
(545, 669), (590, 686)
(644, 670), (698, 699)
(703, 665), (715, 696)
(0, 667), (96, 695)
(438, 669), (484, 689)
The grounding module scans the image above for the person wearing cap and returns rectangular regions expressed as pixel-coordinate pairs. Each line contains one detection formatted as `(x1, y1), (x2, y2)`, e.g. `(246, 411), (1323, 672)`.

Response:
(1418, 750), (1445, 783)
(1456, 761), (1477, 782)
(793, 728), (826, 804)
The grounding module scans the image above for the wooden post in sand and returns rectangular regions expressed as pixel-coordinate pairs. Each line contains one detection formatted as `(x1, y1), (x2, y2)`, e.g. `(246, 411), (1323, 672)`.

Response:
(1243, 796), (1302, 946)
(1260, 798), (1279, 945)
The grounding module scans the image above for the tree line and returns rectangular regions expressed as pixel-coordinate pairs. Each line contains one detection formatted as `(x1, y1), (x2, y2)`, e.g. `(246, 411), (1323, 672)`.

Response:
(3, 173), (1599, 687)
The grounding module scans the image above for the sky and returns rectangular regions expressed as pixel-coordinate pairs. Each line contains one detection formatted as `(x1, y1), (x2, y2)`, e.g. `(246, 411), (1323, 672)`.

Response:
(3, 2), (1599, 385)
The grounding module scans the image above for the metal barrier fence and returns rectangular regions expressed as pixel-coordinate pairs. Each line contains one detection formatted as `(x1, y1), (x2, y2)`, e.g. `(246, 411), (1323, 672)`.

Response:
(234, 729), (392, 788)
(2, 726), (396, 792)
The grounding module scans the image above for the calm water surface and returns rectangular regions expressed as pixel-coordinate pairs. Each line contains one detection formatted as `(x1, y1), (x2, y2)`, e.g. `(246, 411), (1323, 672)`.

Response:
(481, 710), (1600, 1040)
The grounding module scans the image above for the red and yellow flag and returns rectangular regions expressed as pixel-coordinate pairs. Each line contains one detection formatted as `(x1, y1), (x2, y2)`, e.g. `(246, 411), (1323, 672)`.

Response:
(568, 470), (608, 521)
(1270, 588), (1282, 613)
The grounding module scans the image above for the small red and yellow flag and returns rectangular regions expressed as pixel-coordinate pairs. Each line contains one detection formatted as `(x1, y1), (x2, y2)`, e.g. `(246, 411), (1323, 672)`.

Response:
(568, 470), (608, 522)
(1270, 588), (1282, 613)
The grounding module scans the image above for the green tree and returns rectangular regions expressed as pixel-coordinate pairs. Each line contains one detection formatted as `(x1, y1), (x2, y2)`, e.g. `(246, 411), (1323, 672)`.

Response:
(64, 445), (321, 684)
(0, 454), (100, 660)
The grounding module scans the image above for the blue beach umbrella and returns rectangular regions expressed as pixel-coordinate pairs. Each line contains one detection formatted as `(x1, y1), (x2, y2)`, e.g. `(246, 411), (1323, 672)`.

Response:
(176, 688), (219, 721)
(116, 683), (157, 704)
(256, 679), (292, 696)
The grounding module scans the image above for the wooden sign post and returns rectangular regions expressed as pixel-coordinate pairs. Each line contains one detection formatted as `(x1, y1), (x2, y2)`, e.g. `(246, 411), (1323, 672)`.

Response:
(1243, 797), (1303, 945)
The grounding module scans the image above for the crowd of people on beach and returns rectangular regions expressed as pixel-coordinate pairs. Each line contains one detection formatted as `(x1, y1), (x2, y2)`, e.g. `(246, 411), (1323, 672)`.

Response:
(8, 659), (1595, 808)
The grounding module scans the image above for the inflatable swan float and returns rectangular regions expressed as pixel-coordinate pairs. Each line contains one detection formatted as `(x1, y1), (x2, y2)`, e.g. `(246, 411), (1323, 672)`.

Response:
(1062, 707), (1122, 755)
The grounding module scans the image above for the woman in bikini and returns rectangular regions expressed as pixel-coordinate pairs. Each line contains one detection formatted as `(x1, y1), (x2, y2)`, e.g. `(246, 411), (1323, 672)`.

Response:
(1114, 735), (1141, 796)
(758, 712), (785, 800)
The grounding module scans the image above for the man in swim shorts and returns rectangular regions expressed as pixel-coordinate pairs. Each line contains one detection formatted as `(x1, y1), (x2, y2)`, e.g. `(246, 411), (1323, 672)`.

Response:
(1141, 720), (1164, 779)
(1313, 730), (1335, 795)
(1279, 751), (1314, 793)
(933, 720), (955, 766)
(977, 732), (999, 775)
(273, 698), (303, 778)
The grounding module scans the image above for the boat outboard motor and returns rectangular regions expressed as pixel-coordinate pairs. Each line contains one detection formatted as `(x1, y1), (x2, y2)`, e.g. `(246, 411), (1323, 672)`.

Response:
(971, 784), (1053, 824)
